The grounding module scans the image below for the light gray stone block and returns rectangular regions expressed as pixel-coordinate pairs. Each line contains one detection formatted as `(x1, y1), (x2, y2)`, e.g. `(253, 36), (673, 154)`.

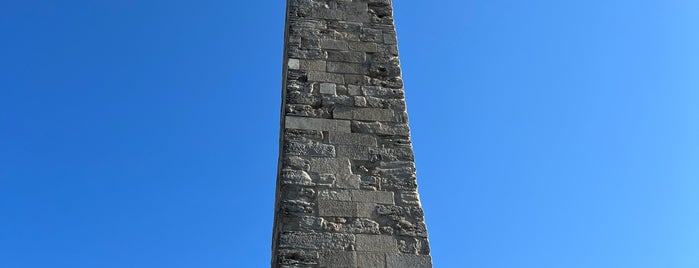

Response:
(301, 60), (326, 71)
(310, 158), (352, 174)
(386, 254), (432, 268)
(356, 235), (398, 252)
(308, 71), (345, 83)
(335, 174), (361, 189)
(357, 202), (377, 218)
(336, 144), (370, 160)
(286, 116), (351, 132)
(320, 83), (337, 95)
(351, 191), (394, 204)
(328, 61), (365, 74)
(334, 107), (395, 121)
(320, 39), (349, 50)
(319, 251), (357, 267)
(348, 42), (379, 52)
(288, 58), (300, 69)
(357, 252), (385, 268)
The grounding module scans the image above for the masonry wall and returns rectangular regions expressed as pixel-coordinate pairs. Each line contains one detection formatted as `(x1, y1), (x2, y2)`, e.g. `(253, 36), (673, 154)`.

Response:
(272, 0), (432, 267)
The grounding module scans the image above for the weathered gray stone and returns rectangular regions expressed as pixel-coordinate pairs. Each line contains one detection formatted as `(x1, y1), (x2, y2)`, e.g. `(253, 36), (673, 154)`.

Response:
(308, 71), (345, 83)
(319, 83), (336, 95)
(281, 169), (314, 186)
(319, 251), (357, 267)
(318, 200), (358, 217)
(344, 218), (381, 234)
(286, 116), (350, 132)
(320, 39), (349, 50)
(352, 190), (395, 204)
(351, 121), (410, 136)
(357, 252), (385, 268)
(361, 85), (404, 99)
(335, 144), (370, 160)
(386, 254), (432, 268)
(334, 107), (395, 121)
(318, 189), (351, 201)
(349, 41), (379, 52)
(335, 174), (361, 189)
(356, 234), (398, 252)
(310, 157), (352, 174)
(300, 59), (326, 71)
(327, 61), (366, 74)
(327, 51), (366, 63)
(274, 0), (431, 266)
(328, 132), (378, 146)
(285, 141), (336, 157)
(279, 232), (355, 250)
(288, 58), (300, 69)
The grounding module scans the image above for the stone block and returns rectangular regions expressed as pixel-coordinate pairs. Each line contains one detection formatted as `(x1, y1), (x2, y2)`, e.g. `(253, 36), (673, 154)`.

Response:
(318, 200), (358, 217)
(310, 158), (352, 174)
(319, 251), (357, 267)
(320, 39), (349, 50)
(335, 174), (361, 189)
(355, 234), (398, 252)
(301, 60), (326, 71)
(320, 83), (337, 95)
(344, 74), (370, 85)
(281, 169), (314, 186)
(288, 58), (300, 69)
(386, 254), (432, 268)
(334, 107), (394, 121)
(328, 132), (378, 146)
(357, 252), (385, 268)
(351, 190), (394, 204)
(285, 141), (336, 157)
(308, 71), (345, 83)
(351, 121), (410, 136)
(327, 61), (365, 74)
(361, 86), (404, 99)
(348, 42), (379, 52)
(318, 189), (351, 201)
(286, 116), (350, 132)
(354, 96), (367, 107)
(279, 232), (355, 250)
(347, 85), (362, 95)
(335, 144), (370, 160)
(327, 51), (366, 63)
(357, 202), (376, 218)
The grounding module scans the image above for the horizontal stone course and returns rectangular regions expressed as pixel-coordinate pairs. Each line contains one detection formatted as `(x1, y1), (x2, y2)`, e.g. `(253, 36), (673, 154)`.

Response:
(334, 107), (395, 121)
(286, 116), (350, 132)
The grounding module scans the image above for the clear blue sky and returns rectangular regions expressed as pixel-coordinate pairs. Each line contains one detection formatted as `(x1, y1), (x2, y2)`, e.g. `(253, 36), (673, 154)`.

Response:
(1, 1), (698, 267)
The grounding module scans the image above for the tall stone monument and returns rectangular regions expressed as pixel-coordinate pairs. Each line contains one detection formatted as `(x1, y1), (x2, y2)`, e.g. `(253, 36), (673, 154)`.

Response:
(272, 0), (432, 267)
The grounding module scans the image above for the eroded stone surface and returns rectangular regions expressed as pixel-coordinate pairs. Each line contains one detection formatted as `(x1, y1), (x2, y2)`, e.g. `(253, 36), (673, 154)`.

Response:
(273, 0), (431, 267)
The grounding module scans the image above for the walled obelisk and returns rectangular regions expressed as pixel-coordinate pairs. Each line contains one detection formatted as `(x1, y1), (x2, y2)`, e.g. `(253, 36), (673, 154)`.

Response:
(271, 0), (432, 267)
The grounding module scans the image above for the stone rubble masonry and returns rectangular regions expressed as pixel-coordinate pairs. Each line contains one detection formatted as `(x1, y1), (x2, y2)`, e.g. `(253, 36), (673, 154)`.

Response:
(272, 0), (432, 267)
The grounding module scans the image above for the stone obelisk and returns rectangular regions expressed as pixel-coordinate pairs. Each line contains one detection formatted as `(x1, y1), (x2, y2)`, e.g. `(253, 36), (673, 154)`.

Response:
(271, 0), (432, 267)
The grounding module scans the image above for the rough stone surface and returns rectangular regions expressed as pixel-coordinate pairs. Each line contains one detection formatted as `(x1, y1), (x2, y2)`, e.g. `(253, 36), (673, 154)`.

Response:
(273, 0), (431, 267)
